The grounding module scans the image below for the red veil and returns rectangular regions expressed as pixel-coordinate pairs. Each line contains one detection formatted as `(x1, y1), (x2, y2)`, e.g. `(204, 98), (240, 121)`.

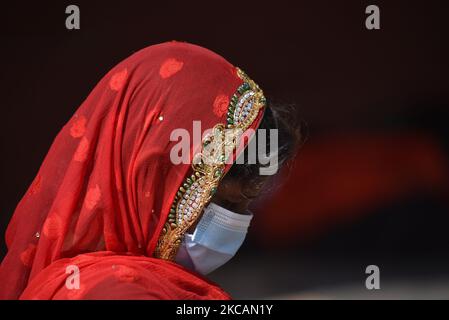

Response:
(0, 42), (265, 299)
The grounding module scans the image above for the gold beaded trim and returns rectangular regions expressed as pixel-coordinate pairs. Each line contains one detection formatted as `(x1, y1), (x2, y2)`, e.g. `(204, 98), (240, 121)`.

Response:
(154, 68), (266, 260)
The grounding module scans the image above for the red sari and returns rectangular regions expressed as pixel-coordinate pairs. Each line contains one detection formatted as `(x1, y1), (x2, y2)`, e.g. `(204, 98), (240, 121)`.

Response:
(0, 42), (264, 299)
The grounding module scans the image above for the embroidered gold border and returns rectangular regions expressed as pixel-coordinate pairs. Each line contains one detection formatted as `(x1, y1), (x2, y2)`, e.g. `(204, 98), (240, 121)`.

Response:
(154, 68), (266, 260)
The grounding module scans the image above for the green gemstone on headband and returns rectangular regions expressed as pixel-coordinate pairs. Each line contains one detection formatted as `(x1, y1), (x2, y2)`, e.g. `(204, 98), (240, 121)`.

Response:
(170, 208), (175, 214)
(238, 84), (249, 94)
(183, 183), (189, 189)
(191, 175), (196, 181)
(227, 118), (234, 124)
(211, 187), (217, 194)
(177, 191), (182, 198)
(214, 168), (223, 177)
(186, 178), (192, 184)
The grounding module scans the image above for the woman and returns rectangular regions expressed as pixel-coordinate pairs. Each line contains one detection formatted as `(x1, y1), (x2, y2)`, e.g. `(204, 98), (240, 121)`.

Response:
(0, 42), (301, 299)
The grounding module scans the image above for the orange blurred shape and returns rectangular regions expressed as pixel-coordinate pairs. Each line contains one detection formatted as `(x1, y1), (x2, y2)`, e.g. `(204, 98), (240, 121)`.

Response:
(253, 132), (449, 246)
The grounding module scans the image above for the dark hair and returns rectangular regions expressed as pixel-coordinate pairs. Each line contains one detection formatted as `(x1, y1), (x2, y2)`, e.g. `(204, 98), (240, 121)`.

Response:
(225, 99), (306, 182)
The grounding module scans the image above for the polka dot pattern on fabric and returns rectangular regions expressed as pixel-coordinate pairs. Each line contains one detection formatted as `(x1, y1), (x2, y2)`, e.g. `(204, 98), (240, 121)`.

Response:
(109, 68), (128, 91)
(114, 265), (140, 283)
(85, 184), (101, 210)
(213, 94), (230, 117)
(159, 58), (184, 79)
(70, 115), (87, 138)
(20, 244), (37, 267)
(74, 137), (89, 162)
(42, 215), (62, 240)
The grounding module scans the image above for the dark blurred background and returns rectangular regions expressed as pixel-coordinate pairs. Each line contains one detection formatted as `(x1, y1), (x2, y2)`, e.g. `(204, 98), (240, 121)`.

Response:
(1, 1), (448, 299)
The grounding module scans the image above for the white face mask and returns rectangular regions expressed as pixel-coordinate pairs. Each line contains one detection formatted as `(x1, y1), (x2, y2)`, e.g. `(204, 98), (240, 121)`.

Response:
(174, 202), (253, 275)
